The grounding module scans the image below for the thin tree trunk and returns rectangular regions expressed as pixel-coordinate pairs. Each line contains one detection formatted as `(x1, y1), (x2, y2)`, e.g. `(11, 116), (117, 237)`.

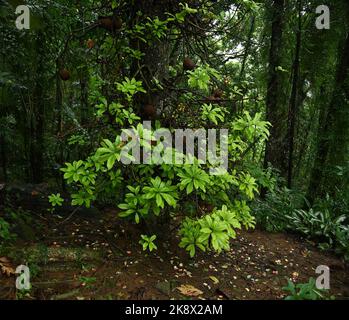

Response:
(239, 16), (255, 81)
(55, 62), (65, 190)
(0, 135), (7, 181)
(0, 87), (7, 181)
(80, 66), (89, 126)
(30, 33), (45, 183)
(286, 0), (302, 188)
(56, 61), (63, 136)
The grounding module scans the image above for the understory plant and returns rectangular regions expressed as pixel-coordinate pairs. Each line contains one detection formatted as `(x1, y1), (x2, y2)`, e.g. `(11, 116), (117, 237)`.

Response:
(253, 185), (349, 261)
(283, 278), (334, 300)
(286, 208), (349, 261)
(252, 186), (305, 232)
(139, 234), (158, 252)
(58, 62), (271, 257)
(0, 210), (18, 250)
(0, 217), (12, 242)
(179, 204), (255, 257)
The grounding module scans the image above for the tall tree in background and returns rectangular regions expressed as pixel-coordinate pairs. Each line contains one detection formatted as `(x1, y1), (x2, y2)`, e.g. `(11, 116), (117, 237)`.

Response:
(264, 0), (288, 178)
(29, 32), (46, 183)
(286, 0), (302, 188)
(308, 2), (349, 202)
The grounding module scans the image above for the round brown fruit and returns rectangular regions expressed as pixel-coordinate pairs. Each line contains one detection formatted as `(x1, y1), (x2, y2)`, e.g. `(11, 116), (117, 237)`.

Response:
(143, 104), (157, 118)
(183, 57), (196, 71)
(99, 17), (114, 31)
(206, 95), (217, 102)
(113, 16), (123, 30)
(213, 89), (223, 99)
(87, 39), (95, 49)
(59, 69), (70, 81)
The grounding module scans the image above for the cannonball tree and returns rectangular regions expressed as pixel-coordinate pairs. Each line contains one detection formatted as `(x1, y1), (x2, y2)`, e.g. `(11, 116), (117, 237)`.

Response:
(52, 0), (273, 257)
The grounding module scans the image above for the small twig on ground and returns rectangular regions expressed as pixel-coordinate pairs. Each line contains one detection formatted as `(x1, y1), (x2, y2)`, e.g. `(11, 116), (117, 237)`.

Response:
(56, 207), (80, 225)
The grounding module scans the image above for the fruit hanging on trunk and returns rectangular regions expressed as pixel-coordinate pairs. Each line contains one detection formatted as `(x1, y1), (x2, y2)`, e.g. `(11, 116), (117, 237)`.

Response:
(87, 39), (95, 49)
(98, 16), (123, 32)
(183, 57), (196, 71)
(143, 104), (157, 119)
(59, 68), (70, 81)
(213, 89), (223, 99)
(98, 17), (112, 31)
(206, 95), (217, 103)
(113, 16), (123, 30)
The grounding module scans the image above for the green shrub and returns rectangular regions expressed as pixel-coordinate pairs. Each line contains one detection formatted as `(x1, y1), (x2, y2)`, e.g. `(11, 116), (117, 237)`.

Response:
(139, 234), (158, 252)
(0, 215), (17, 252)
(0, 217), (12, 241)
(283, 278), (334, 300)
(179, 204), (255, 257)
(60, 77), (272, 257)
(252, 186), (305, 232)
(286, 209), (346, 243)
(286, 208), (349, 261)
(334, 227), (349, 261)
(253, 184), (349, 261)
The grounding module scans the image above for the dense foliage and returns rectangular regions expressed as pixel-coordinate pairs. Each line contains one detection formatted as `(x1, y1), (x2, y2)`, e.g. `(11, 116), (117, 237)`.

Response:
(1, 0), (348, 261)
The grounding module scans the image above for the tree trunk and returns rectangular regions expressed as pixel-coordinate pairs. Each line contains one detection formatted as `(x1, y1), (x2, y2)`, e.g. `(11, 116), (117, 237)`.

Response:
(239, 16), (256, 81)
(308, 25), (349, 202)
(264, 0), (288, 178)
(286, 0), (302, 188)
(128, 0), (175, 118)
(0, 134), (7, 181)
(80, 66), (89, 126)
(0, 88), (7, 181)
(29, 33), (46, 183)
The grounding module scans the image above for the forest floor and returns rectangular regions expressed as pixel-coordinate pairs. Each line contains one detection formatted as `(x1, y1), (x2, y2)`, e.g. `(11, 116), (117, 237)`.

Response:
(1, 207), (349, 300)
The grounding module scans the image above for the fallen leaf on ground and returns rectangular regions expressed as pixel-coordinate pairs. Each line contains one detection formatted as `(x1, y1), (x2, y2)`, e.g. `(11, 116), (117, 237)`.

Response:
(176, 284), (203, 297)
(209, 275), (219, 284)
(0, 257), (15, 277)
